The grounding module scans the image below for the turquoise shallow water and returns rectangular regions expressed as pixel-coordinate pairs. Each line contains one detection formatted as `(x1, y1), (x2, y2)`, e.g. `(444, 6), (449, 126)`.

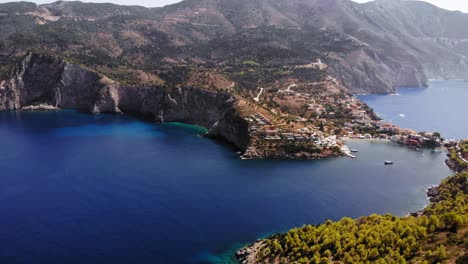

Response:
(0, 111), (452, 263)
(359, 80), (468, 139)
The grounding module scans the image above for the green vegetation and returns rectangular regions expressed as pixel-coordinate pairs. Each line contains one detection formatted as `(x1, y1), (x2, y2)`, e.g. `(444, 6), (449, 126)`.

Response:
(242, 60), (261, 67)
(0, 2), (38, 14)
(256, 172), (468, 263)
(461, 141), (468, 154)
(0, 54), (19, 80)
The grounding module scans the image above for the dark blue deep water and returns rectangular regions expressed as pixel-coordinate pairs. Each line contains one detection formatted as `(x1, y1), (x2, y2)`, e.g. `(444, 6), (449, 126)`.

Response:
(0, 111), (451, 264)
(359, 80), (468, 139)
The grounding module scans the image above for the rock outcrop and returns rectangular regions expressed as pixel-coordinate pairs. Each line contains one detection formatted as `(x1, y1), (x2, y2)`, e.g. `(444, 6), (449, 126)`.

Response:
(0, 53), (250, 151)
(236, 241), (264, 264)
(1, 53), (111, 112)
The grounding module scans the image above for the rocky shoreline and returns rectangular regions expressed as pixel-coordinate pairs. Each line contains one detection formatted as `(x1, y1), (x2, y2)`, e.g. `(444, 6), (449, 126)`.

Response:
(445, 146), (468, 173)
(0, 53), (252, 152)
(445, 158), (461, 173)
(236, 241), (265, 264)
(21, 104), (60, 111)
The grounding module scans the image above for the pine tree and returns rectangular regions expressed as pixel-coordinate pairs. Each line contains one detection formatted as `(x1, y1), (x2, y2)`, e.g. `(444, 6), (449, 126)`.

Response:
(434, 245), (448, 261)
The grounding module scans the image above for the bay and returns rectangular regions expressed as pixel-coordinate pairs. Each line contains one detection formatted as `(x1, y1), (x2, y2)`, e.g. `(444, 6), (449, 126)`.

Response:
(0, 111), (451, 263)
(359, 80), (468, 139)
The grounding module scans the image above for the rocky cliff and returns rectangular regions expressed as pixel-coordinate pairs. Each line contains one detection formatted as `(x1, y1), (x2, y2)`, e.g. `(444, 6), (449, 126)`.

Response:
(0, 53), (250, 151)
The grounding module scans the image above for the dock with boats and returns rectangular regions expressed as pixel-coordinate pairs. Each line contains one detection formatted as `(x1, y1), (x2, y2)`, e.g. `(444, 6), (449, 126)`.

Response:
(341, 146), (357, 158)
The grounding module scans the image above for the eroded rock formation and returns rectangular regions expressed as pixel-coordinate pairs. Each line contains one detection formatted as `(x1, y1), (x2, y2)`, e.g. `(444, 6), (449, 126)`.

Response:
(0, 53), (250, 151)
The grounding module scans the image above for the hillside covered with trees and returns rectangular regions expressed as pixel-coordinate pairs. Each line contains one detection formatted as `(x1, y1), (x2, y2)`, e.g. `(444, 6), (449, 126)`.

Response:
(246, 172), (468, 264)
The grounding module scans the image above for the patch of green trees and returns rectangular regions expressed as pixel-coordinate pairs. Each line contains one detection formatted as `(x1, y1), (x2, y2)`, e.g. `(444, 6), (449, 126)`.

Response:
(257, 172), (468, 263)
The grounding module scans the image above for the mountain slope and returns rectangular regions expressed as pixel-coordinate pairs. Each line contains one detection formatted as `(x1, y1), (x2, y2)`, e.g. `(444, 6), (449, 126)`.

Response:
(357, 0), (468, 80)
(153, 0), (468, 89)
(0, 0), (468, 93)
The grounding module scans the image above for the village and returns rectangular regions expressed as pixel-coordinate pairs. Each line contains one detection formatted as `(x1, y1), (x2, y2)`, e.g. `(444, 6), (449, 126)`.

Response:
(244, 113), (339, 149)
(344, 119), (445, 149)
(240, 78), (448, 159)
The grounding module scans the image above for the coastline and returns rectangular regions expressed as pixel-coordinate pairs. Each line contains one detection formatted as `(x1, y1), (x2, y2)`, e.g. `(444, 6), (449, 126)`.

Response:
(235, 187), (452, 264)
(234, 139), (465, 264)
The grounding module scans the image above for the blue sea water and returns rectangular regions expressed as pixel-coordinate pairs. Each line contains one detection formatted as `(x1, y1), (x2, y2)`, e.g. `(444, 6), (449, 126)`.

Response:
(359, 80), (468, 139)
(0, 110), (451, 264)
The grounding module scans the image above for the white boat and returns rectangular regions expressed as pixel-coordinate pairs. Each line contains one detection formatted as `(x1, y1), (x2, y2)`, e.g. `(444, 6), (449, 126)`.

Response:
(350, 149), (359, 153)
(384, 161), (394, 165)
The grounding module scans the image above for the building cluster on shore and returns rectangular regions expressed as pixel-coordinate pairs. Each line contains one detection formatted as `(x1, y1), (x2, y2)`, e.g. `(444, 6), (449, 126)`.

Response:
(241, 79), (465, 160)
(272, 79), (371, 122)
(344, 118), (446, 149)
(244, 113), (339, 149)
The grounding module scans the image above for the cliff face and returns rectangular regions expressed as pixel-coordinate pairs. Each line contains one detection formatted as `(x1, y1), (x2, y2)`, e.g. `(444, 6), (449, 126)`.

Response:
(116, 85), (250, 150)
(324, 48), (398, 94)
(1, 53), (110, 112)
(0, 53), (250, 151)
